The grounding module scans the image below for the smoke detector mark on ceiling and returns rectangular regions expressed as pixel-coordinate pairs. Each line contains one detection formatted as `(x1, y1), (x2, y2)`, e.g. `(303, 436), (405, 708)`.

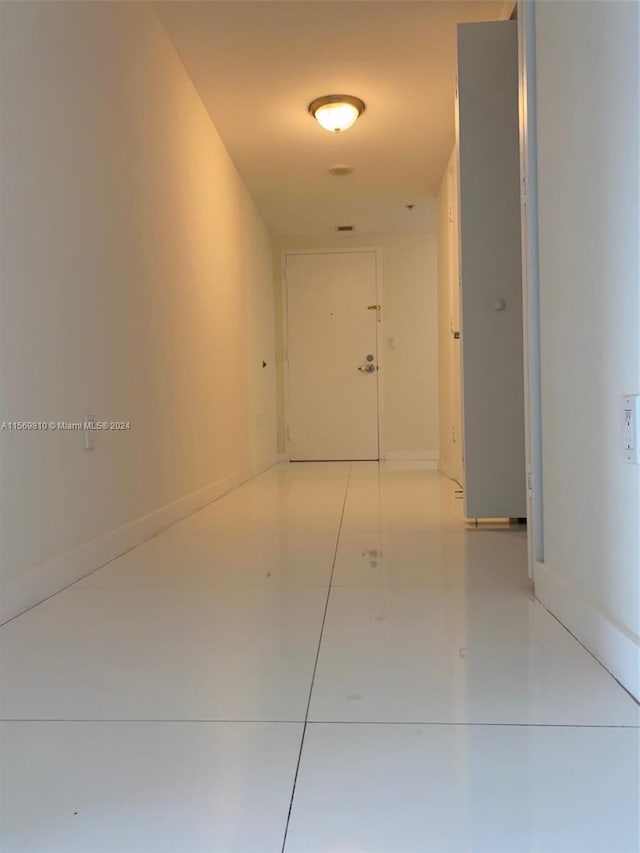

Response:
(329, 164), (354, 176)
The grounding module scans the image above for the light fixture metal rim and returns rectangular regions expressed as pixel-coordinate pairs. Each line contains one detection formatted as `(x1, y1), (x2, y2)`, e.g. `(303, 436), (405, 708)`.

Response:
(308, 94), (366, 118)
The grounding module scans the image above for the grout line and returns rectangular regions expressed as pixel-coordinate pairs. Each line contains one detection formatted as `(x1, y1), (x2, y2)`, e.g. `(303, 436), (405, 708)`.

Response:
(0, 719), (304, 725)
(304, 720), (640, 729)
(1, 719), (637, 729)
(0, 462), (287, 629)
(280, 462), (353, 853)
(0, 537), (153, 629)
(535, 597), (640, 708)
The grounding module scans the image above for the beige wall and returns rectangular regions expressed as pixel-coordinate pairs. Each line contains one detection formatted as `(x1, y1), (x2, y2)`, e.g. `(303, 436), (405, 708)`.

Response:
(274, 221), (439, 460)
(0, 2), (277, 620)
(535, 0), (639, 697)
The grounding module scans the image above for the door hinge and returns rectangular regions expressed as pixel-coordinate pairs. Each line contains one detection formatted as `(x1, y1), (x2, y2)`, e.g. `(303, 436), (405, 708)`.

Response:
(527, 468), (533, 495)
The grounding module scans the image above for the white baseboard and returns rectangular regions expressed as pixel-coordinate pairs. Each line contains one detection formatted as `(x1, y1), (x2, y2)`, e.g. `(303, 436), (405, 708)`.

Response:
(438, 459), (453, 478)
(0, 457), (279, 625)
(382, 450), (439, 469)
(534, 561), (640, 701)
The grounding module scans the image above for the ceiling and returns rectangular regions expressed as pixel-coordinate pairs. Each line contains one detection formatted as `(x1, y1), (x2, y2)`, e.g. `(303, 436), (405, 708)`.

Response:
(156, 1), (506, 238)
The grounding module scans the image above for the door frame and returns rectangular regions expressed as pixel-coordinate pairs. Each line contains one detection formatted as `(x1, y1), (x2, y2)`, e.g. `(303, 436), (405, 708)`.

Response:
(281, 247), (384, 461)
(518, 0), (544, 578)
(448, 151), (465, 487)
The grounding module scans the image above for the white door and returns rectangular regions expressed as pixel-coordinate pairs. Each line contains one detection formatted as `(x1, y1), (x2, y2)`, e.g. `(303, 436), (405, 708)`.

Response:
(285, 250), (379, 461)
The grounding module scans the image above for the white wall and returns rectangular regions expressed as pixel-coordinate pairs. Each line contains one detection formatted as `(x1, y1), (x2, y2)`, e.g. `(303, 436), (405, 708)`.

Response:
(0, 2), (277, 621)
(274, 221), (439, 461)
(534, 0), (640, 697)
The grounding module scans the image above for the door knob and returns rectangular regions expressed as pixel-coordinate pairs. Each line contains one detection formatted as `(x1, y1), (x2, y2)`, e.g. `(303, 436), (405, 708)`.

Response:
(358, 363), (376, 373)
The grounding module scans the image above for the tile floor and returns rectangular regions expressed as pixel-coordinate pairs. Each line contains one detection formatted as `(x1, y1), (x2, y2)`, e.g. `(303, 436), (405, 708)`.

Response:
(0, 462), (638, 852)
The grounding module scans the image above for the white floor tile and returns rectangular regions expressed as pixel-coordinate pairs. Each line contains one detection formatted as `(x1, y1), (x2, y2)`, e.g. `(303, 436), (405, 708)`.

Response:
(309, 586), (640, 725)
(340, 463), (466, 534)
(198, 461), (350, 529)
(0, 721), (301, 852)
(333, 528), (530, 589)
(78, 524), (337, 590)
(75, 462), (349, 592)
(285, 723), (640, 853)
(0, 585), (326, 721)
(1, 460), (638, 853)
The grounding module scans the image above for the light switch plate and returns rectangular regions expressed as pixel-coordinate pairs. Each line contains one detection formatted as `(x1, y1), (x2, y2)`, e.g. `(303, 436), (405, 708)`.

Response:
(622, 395), (639, 463)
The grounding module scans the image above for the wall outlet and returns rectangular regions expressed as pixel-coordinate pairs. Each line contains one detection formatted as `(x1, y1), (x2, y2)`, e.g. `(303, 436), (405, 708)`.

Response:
(622, 395), (639, 463)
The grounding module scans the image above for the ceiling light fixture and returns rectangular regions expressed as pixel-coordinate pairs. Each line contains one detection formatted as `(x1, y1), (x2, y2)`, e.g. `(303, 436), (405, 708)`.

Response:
(309, 95), (365, 133)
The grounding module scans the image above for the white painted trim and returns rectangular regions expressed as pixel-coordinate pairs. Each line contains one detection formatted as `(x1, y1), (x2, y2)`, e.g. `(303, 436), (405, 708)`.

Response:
(374, 248), (385, 460)
(281, 250), (291, 456)
(500, 0), (517, 20)
(438, 459), (454, 478)
(534, 562), (640, 701)
(281, 247), (384, 461)
(518, 0), (544, 578)
(0, 457), (280, 625)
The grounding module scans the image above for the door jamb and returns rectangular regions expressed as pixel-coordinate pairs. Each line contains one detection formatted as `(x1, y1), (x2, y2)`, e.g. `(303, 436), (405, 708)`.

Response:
(518, 0), (544, 578)
(281, 247), (384, 461)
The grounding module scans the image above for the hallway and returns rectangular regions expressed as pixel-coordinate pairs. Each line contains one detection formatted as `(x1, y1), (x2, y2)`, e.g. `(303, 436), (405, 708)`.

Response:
(0, 463), (638, 852)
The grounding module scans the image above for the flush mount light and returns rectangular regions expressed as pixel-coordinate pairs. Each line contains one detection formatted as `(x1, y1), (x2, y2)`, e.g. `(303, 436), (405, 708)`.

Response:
(309, 95), (365, 133)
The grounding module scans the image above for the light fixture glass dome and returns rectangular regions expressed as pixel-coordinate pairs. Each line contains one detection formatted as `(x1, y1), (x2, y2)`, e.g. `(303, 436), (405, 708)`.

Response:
(309, 95), (365, 133)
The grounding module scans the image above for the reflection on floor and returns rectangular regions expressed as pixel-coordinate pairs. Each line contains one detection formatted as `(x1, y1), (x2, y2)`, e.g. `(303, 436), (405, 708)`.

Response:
(1, 462), (638, 852)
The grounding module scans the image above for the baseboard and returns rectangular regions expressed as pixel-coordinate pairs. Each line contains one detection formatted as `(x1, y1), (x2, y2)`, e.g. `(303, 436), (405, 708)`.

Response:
(438, 459), (453, 478)
(0, 457), (279, 625)
(437, 459), (464, 488)
(534, 561), (640, 701)
(382, 450), (439, 469)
